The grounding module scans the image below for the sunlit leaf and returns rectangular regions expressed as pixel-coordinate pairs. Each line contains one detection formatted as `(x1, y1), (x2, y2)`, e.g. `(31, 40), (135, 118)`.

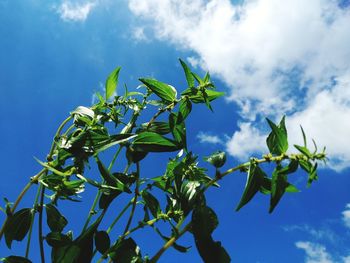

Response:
(139, 78), (177, 103)
(179, 59), (195, 88)
(133, 132), (180, 152)
(204, 151), (226, 168)
(106, 67), (121, 100)
(266, 116), (288, 155)
(0, 256), (32, 263)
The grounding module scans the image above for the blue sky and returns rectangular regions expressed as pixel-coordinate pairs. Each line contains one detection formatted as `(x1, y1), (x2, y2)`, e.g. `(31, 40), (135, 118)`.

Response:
(1, 0), (350, 262)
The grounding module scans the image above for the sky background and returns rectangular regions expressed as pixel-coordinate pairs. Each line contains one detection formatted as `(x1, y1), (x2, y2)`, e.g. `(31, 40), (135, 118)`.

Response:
(0, 0), (350, 262)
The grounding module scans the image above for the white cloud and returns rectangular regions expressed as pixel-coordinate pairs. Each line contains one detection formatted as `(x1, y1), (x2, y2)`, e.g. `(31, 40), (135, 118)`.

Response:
(226, 122), (265, 159)
(128, 0), (350, 170)
(57, 1), (96, 22)
(197, 132), (224, 145)
(296, 241), (334, 263)
(342, 204), (350, 228)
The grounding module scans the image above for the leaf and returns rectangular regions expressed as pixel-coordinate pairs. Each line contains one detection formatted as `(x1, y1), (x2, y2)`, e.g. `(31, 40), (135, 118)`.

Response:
(94, 231), (110, 254)
(109, 238), (142, 263)
(266, 116), (288, 155)
(179, 59), (195, 88)
(0, 256), (32, 263)
(204, 151), (226, 168)
(179, 97), (192, 120)
(236, 163), (266, 211)
(51, 245), (80, 263)
(96, 157), (131, 193)
(269, 166), (290, 213)
(4, 208), (33, 249)
(94, 134), (137, 154)
(45, 204), (68, 233)
(133, 132), (181, 152)
(294, 145), (312, 158)
(46, 232), (72, 247)
(141, 191), (161, 218)
(192, 204), (231, 263)
(141, 122), (171, 135)
(189, 89), (225, 104)
(169, 113), (187, 149)
(139, 78), (177, 103)
(106, 67), (121, 100)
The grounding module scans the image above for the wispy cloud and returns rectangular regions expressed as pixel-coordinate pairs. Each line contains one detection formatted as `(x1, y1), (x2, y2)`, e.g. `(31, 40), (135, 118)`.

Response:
(283, 224), (338, 244)
(342, 204), (350, 229)
(128, 0), (350, 170)
(57, 1), (96, 22)
(197, 132), (224, 145)
(296, 241), (334, 263)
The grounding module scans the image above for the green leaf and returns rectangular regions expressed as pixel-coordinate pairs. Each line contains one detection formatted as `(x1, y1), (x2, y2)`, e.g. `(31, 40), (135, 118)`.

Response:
(169, 113), (187, 149)
(0, 256), (32, 263)
(294, 145), (312, 158)
(94, 231), (110, 254)
(139, 78), (177, 103)
(141, 122), (171, 135)
(51, 245), (80, 263)
(45, 204), (68, 233)
(192, 204), (231, 263)
(96, 157), (131, 193)
(141, 190), (161, 218)
(179, 59), (195, 88)
(109, 238), (142, 263)
(4, 208), (33, 249)
(46, 232), (72, 247)
(269, 166), (290, 213)
(266, 116), (288, 155)
(106, 67), (121, 100)
(189, 89), (225, 104)
(204, 151), (226, 168)
(236, 163), (266, 211)
(133, 132), (181, 152)
(179, 97), (192, 120)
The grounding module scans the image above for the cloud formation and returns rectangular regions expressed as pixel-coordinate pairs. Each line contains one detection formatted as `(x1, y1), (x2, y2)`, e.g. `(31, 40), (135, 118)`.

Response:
(57, 1), (96, 22)
(342, 204), (350, 229)
(128, 0), (350, 170)
(197, 132), (224, 145)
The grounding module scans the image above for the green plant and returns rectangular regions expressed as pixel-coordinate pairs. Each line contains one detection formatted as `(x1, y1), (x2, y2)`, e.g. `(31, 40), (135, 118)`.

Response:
(0, 59), (326, 263)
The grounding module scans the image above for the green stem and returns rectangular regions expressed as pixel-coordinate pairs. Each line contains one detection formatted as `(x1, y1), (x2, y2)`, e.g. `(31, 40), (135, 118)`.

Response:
(25, 184), (42, 258)
(38, 186), (46, 263)
(149, 223), (191, 263)
(122, 162), (140, 237)
(82, 146), (125, 232)
(106, 200), (132, 234)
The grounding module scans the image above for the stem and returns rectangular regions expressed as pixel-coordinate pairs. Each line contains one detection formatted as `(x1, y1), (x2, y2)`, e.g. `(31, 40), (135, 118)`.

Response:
(106, 200), (132, 234)
(82, 146), (125, 232)
(122, 162), (140, 237)
(38, 186), (46, 263)
(150, 223), (191, 263)
(146, 102), (175, 129)
(25, 185), (42, 258)
(0, 169), (46, 239)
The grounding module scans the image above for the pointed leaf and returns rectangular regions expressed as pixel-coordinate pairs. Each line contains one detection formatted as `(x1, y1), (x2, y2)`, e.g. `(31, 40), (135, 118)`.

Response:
(189, 89), (225, 104)
(0, 256), (32, 263)
(4, 208), (33, 249)
(46, 204), (68, 233)
(266, 116), (288, 155)
(179, 97), (192, 120)
(139, 78), (176, 103)
(236, 163), (266, 211)
(106, 67), (121, 100)
(141, 191), (161, 218)
(133, 132), (180, 152)
(179, 59), (195, 88)
(94, 231), (110, 254)
(46, 232), (72, 247)
(269, 166), (290, 213)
